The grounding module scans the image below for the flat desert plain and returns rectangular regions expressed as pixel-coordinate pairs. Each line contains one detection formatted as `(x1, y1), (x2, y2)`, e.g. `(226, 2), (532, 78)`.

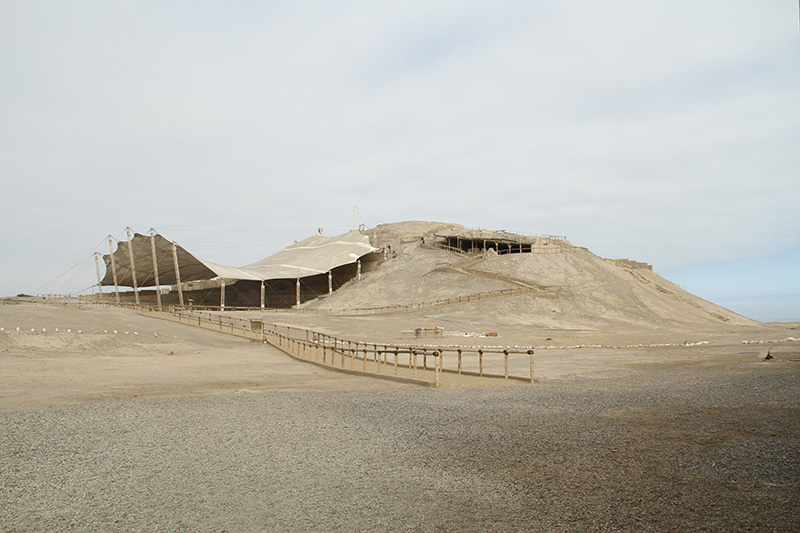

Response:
(1, 302), (798, 531)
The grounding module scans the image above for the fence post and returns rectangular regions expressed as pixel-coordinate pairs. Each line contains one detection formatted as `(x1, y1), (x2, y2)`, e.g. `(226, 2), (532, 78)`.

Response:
(479, 350), (483, 377)
(394, 349), (398, 375)
(413, 351), (418, 378)
(434, 351), (440, 387)
(458, 349), (462, 374)
(504, 350), (509, 379)
(528, 350), (534, 383)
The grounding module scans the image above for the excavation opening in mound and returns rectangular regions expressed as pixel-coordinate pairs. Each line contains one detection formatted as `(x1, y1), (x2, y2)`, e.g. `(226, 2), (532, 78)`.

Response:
(432, 229), (567, 255)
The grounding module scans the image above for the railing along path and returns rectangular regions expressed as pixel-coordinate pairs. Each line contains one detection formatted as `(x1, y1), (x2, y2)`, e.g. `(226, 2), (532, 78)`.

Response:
(142, 307), (535, 387)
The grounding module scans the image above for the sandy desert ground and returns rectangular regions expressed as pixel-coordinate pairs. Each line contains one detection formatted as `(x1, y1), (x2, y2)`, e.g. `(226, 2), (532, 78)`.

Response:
(1, 301), (799, 531)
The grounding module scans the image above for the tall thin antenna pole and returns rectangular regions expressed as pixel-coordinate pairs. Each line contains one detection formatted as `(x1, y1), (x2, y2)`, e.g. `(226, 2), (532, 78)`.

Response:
(352, 205), (356, 229)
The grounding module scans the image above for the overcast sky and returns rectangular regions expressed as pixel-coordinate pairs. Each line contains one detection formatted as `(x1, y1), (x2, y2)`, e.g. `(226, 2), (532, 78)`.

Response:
(2, 1), (798, 322)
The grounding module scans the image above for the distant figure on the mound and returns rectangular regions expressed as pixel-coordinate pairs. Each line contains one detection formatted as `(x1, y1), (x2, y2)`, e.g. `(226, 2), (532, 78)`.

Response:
(765, 349), (773, 360)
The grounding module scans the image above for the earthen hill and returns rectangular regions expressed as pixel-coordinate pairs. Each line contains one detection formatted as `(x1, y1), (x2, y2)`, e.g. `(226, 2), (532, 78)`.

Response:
(303, 221), (755, 331)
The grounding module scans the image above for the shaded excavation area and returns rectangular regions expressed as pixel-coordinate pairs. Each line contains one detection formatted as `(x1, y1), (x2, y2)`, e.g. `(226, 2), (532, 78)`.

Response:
(429, 228), (567, 255)
(172, 259), (381, 309)
(98, 229), (380, 309)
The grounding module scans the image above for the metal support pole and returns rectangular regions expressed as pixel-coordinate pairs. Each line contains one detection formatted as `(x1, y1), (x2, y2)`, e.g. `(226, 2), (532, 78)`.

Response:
(328, 271), (333, 295)
(260, 280), (265, 309)
(357, 260), (362, 281)
(296, 278), (301, 307)
(94, 252), (103, 296)
(149, 229), (162, 308)
(126, 227), (140, 306)
(108, 235), (120, 304)
(220, 279), (225, 310)
(171, 241), (184, 307)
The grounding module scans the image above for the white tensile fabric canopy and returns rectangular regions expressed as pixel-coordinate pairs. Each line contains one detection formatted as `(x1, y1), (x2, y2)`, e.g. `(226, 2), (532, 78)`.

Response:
(101, 230), (376, 288)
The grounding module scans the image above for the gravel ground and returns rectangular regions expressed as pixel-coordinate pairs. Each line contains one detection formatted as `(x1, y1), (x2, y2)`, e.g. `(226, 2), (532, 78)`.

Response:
(2, 362), (798, 532)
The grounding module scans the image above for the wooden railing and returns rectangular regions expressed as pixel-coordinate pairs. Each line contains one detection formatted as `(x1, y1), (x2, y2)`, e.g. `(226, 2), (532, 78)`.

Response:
(146, 307), (536, 386)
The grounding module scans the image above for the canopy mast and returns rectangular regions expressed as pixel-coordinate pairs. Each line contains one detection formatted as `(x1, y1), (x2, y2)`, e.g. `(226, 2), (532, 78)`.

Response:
(149, 228), (162, 308)
(126, 227), (140, 306)
(94, 253), (103, 296)
(172, 241), (184, 307)
(108, 235), (120, 304)
(260, 280), (266, 309)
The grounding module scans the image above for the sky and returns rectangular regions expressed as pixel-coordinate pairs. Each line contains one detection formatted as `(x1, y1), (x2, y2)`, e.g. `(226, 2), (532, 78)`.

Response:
(1, 1), (798, 322)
